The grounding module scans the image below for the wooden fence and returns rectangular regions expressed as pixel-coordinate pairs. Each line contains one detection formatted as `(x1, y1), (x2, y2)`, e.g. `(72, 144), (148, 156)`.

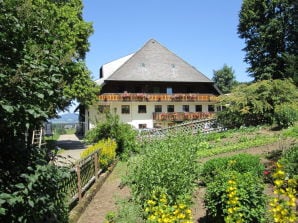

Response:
(58, 150), (102, 208)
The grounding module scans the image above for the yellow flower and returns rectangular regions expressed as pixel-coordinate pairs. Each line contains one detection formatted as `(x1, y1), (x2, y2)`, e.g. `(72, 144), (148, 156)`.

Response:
(177, 213), (185, 219)
(274, 179), (283, 187)
(228, 208), (234, 214)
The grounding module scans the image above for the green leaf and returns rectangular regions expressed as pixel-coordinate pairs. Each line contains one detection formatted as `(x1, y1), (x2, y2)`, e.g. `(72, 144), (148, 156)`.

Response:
(1, 104), (14, 112)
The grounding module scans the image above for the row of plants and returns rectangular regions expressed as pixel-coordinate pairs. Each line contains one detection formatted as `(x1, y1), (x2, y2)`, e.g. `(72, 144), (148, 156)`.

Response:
(102, 123), (297, 222)
(105, 133), (200, 222)
(201, 144), (297, 223)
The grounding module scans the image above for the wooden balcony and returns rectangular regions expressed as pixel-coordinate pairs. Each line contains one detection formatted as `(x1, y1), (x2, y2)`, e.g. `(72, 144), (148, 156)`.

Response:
(98, 93), (218, 102)
(153, 112), (215, 121)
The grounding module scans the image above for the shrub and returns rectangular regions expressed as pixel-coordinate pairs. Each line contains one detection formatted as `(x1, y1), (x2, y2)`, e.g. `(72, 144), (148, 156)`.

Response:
(200, 154), (264, 184)
(84, 113), (138, 158)
(125, 134), (199, 205)
(280, 144), (298, 180)
(205, 171), (266, 223)
(0, 164), (70, 223)
(217, 79), (298, 128)
(81, 138), (117, 170)
(274, 103), (298, 128)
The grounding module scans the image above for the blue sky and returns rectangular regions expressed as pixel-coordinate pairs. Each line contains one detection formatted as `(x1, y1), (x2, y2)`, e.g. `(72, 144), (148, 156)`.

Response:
(82, 0), (252, 83)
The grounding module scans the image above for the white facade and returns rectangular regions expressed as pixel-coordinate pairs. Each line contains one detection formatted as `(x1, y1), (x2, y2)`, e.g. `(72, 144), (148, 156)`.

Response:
(85, 100), (218, 132)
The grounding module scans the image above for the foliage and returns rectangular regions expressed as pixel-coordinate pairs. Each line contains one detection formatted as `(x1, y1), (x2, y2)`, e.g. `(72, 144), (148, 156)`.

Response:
(281, 124), (298, 138)
(205, 170), (266, 223)
(280, 144), (298, 180)
(125, 134), (199, 206)
(0, 0), (97, 149)
(0, 1), (96, 221)
(238, 0), (298, 82)
(144, 188), (193, 223)
(0, 157), (70, 223)
(80, 138), (117, 170)
(269, 161), (297, 223)
(196, 134), (278, 158)
(84, 113), (139, 158)
(212, 64), (237, 94)
(200, 154), (264, 185)
(104, 199), (144, 223)
(274, 103), (298, 128)
(217, 79), (298, 128)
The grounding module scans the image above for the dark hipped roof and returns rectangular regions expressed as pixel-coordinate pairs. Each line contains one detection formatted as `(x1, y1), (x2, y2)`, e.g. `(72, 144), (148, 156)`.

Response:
(106, 39), (213, 83)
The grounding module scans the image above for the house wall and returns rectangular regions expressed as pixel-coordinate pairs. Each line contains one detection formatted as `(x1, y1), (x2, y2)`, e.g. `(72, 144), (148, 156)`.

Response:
(85, 100), (218, 132)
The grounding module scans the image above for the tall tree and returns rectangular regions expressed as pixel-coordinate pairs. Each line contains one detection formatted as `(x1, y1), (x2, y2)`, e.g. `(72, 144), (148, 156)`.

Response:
(0, 0), (99, 148)
(238, 0), (298, 82)
(212, 64), (237, 94)
(0, 1), (99, 220)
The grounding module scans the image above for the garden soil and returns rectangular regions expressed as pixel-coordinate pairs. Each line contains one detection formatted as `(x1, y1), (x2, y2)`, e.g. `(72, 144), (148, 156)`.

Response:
(75, 137), (296, 223)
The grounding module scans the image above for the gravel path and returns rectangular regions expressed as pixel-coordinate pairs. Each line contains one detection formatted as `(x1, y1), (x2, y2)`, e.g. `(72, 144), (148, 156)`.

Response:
(55, 134), (86, 165)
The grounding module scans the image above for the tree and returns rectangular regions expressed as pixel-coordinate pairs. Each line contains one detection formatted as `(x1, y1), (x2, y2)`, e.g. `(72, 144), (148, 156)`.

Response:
(217, 79), (298, 128)
(0, 0), (99, 148)
(0, 0), (98, 221)
(212, 64), (237, 94)
(238, 0), (298, 82)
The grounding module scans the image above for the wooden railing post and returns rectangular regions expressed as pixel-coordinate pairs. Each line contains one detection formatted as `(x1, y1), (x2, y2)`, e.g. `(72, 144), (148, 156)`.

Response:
(94, 151), (99, 181)
(76, 164), (82, 201)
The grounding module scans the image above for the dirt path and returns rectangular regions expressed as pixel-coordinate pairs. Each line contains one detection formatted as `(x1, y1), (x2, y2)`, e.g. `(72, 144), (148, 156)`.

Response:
(75, 138), (296, 223)
(77, 162), (130, 223)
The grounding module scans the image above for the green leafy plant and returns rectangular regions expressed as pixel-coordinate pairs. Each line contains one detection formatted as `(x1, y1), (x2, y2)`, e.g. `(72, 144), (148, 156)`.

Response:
(84, 113), (139, 158)
(205, 170), (266, 223)
(125, 134), (199, 206)
(0, 163), (70, 223)
(274, 103), (298, 128)
(200, 154), (264, 185)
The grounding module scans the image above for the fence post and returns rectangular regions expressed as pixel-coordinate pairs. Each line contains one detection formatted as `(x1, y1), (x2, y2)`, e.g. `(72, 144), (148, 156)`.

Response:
(76, 164), (82, 201)
(94, 151), (99, 181)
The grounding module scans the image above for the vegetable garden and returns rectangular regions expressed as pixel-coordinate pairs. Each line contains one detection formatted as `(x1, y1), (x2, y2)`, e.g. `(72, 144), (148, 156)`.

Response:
(101, 125), (297, 223)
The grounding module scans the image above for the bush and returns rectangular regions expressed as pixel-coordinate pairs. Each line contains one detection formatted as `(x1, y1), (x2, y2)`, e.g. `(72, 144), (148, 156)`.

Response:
(217, 79), (298, 128)
(81, 138), (117, 170)
(84, 113), (138, 158)
(0, 164), (70, 223)
(205, 171), (266, 223)
(200, 154), (264, 185)
(274, 103), (298, 128)
(280, 144), (298, 180)
(125, 134), (199, 206)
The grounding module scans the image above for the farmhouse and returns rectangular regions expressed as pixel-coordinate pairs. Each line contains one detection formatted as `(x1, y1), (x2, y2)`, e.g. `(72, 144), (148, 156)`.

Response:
(80, 39), (221, 133)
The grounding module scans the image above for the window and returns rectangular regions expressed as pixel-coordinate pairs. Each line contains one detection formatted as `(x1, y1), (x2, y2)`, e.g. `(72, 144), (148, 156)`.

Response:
(182, 105), (189, 112)
(138, 105), (147, 113)
(166, 87), (173, 94)
(167, 105), (174, 112)
(208, 105), (215, 112)
(195, 105), (202, 112)
(139, 124), (147, 129)
(121, 105), (130, 114)
(98, 105), (110, 113)
(155, 105), (162, 112)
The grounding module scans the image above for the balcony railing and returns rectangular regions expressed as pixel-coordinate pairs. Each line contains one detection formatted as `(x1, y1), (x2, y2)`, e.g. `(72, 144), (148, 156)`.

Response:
(153, 112), (215, 121)
(98, 93), (218, 102)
